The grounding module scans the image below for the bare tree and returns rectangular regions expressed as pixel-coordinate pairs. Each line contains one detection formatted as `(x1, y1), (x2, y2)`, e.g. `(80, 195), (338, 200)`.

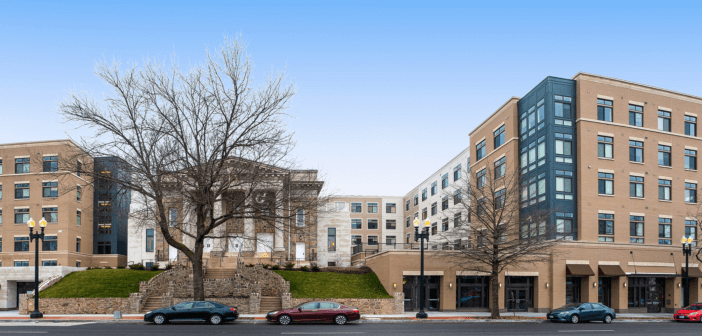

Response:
(59, 36), (324, 300)
(436, 164), (561, 319)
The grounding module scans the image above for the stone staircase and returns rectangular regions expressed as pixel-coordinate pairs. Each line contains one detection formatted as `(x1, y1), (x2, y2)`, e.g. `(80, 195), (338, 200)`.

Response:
(259, 296), (282, 313)
(141, 296), (166, 313)
(204, 267), (237, 279)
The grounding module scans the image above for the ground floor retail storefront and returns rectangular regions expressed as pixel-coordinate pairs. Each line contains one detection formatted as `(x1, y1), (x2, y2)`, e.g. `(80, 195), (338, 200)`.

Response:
(365, 242), (702, 313)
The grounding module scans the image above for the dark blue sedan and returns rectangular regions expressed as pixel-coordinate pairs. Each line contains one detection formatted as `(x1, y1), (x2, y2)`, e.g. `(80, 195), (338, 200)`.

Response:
(547, 303), (616, 324)
(144, 301), (238, 325)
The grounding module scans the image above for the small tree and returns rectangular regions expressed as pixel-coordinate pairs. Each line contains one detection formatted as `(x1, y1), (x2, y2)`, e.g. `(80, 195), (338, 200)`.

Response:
(436, 164), (560, 319)
(59, 37), (324, 300)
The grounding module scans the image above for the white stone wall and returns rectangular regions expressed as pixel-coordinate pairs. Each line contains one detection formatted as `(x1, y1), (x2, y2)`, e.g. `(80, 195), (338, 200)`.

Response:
(0, 266), (84, 309)
(316, 202), (352, 267)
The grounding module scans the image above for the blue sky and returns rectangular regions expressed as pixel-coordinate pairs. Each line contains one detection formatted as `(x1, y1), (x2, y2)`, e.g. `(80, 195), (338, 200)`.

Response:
(1, 1), (701, 196)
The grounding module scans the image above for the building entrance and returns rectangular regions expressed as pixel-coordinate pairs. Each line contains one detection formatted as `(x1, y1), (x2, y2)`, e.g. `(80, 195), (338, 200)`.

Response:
(628, 277), (665, 313)
(16, 282), (35, 309)
(598, 277), (612, 307)
(403, 276), (441, 311)
(505, 276), (534, 312)
(565, 277), (581, 304)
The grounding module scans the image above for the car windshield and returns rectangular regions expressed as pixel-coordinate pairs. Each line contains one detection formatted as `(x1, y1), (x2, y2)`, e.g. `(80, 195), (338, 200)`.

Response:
(556, 303), (582, 310)
(683, 305), (702, 310)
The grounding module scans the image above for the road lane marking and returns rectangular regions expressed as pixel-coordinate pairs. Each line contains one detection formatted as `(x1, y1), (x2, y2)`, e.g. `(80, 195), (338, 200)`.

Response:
(0, 332), (48, 334)
(559, 331), (613, 333)
(281, 333), (367, 335)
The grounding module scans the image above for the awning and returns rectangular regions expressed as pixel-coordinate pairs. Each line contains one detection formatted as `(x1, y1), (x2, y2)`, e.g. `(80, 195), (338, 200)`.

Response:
(628, 266), (678, 276)
(599, 265), (626, 276)
(566, 264), (595, 276)
(682, 267), (702, 278)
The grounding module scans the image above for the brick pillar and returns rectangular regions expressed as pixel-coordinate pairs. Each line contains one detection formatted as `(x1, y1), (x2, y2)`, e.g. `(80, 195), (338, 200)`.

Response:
(128, 293), (143, 314)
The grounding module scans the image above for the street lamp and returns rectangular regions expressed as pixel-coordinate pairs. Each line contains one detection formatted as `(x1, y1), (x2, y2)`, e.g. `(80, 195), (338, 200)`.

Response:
(681, 235), (694, 307)
(413, 217), (431, 319)
(28, 217), (47, 319)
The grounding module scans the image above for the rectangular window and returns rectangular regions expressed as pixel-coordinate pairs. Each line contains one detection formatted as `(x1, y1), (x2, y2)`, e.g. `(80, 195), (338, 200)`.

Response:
(598, 136), (613, 158)
(477, 169), (486, 188)
(0, 159), (2, 174)
(431, 222), (437, 235)
(42, 182), (58, 198)
(15, 158), (30, 174)
(385, 235), (396, 246)
(169, 208), (178, 227)
(76, 210), (81, 226)
(14, 261), (29, 267)
(685, 149), (697, 170)
(453, 189), (462, 204)
(15, 208), (29, 224)
(296, 209), (305, 226)
(598, 213), (614, 241)
(442, 218), (449, 231)
(367, 235), (378, 245)
(556, 218), (573, 235)
(42, 260), (57, 266)
(15, 183), (29, 199)
(42, 207), (58, 223)
(686, 183), (697, 203)
(598, 172), (614, 195)
(441, 196), (449, 210)
(556, 136), (572, 156)
(76, 185), (82, 201)
(413, 195), (418, 206)
(630, 216), (644, 244)
(555, 97), (572, 118)
(42, 156), (58, 172)
(15, 237), (29, 251)
(327, 228), (336, 252)
(494, 189), (506, 209)
(145, 229), (154, 252)
(597, 99), (613, 122)
(0, 209), (2, 225)
(685, 220), (697, 247)
(422, 208), (427, 220)
(98, 223), (112, 234)
(494, 157), (505, 179)
(556, 176), (572, 193)
(351, 219), (362, 230)
(658, 145), (671, 166)
(97, 241), (112, 254)
(629, 104), (643, 127)
(0, 184), (2, 200)
(423, 187), (429, 200)
(442, 173), (449, 189)
(76, 161), (82, 177)
(431, 202), (437, 216)
(367, 219), (378, 230)
(629, 176), (644, 198)
(406, 217), (410, 228)
(367, 202), (378, 213)
(629, 141), (644, 163)
(494, 125), (505, 148)
(385, 219), (396, 230)
(42, 235), (57, 251)
(659, 218), (671, 245)
(658, 179), (671, 200)
(685, 115), (697, 136)
(453, 165), (461, 181)
(658, 111), (671, 132)
(352, 235), (362, 246)
(76, 237), (81, 252)
(350, 202), (362, 213)
(454, 213), (462, 227)
(405, 200), (410, 211)
(385, 203), (396, 213)
(476, 140), (486, 161)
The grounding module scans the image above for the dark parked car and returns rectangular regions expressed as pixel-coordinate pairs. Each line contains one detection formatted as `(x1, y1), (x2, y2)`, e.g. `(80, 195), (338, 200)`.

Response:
(547, 303), (616, 324)
(144, 301), (238, 325)
(674, 303), (702, 322)
(266, 301), (361, 325)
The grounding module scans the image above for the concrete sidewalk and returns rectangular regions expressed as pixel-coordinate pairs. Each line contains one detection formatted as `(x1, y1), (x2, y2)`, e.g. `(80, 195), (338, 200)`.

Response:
(0, 310), (675, 323)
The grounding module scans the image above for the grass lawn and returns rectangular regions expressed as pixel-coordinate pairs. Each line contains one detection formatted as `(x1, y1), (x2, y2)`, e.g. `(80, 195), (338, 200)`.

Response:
(40, 269), (163, 298)
(273, 270), (392, 299)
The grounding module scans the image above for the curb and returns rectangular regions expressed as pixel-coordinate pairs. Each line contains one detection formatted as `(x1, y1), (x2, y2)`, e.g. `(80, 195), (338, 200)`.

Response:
(0, 318), (676, 324)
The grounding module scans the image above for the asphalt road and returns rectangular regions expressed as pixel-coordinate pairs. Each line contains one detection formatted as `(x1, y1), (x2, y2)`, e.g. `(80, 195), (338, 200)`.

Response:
(0, 321), (701, 335)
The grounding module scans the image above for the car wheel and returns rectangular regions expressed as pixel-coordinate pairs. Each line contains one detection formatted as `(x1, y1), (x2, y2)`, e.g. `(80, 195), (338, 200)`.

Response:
(603, 314), (612, 324)
(334, 314), (348, 325)
(570, 314), (579, 324)
(278, 314), (292, 325)
(153, 314), (167, 325)
(209, 314), (223, 325)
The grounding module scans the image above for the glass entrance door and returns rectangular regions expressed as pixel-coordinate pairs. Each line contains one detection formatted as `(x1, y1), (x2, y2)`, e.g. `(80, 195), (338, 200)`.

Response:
(598, 278), (611, 307)
(507, 289), (528, 311)
(403, 276), (441, 311)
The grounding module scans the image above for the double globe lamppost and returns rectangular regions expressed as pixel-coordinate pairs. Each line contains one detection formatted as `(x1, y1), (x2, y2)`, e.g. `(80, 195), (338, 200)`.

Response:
(413, 217), (431, 319)
(681, 235), (694, 307)
(28, 217), (48, 319)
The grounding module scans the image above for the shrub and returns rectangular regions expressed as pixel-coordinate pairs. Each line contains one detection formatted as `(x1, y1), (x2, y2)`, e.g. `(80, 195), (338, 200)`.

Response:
(104, 266), (112, 269)
(285, 263), (295, 270)
(150, 265), (160, 271)
(271, 265), (280, 270)
(129, 264), (145, 270)
(311, 265), (320, 272)
(246, 263), (255, 267)
(165, 264), (173, 270)
(117, 266), (125, 269)
(263, 264), (270, 269)
(300, 266), (309, 272)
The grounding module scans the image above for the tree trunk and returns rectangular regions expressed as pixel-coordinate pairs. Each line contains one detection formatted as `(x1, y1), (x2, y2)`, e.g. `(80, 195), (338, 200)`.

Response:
(490, 269), (501, 319)
(191, 240), (205, 301)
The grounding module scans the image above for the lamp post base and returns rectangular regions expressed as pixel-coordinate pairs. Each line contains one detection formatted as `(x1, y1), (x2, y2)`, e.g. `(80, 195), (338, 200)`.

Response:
(29, 311), (43, 319)
(416, 310), (428, 319)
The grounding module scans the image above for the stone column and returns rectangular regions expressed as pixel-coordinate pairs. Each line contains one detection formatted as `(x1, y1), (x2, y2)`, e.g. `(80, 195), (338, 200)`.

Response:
(243, 202), (256, 253)
(274, 193), (285, 253)
(212, 198), (227, 253)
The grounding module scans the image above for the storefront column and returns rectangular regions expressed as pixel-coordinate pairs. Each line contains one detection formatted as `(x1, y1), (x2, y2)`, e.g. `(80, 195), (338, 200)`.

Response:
(581, 275), (598, 304)
(534, 276), (549, 312)
(611, 276), (628, 312)
(691, 278), (701, 304)
(552, 263), (567, 310)
(488, 273), (505, 311)
(441, 274), (456, 311)
(666, 278), (682, 312)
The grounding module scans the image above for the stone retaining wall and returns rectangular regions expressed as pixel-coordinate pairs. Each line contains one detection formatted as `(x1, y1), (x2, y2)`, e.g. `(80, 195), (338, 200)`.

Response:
(20, 295), (131, 315)
(290, 292), (404, 314)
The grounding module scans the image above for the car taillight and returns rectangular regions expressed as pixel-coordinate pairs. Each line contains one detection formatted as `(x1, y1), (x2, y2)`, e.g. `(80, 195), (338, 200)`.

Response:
(230, 308), (237, 312)
(353, 309), (359, 313)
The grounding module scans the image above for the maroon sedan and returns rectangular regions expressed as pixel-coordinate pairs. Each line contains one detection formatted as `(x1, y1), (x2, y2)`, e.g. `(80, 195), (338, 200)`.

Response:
(266, 301), (360, 325)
